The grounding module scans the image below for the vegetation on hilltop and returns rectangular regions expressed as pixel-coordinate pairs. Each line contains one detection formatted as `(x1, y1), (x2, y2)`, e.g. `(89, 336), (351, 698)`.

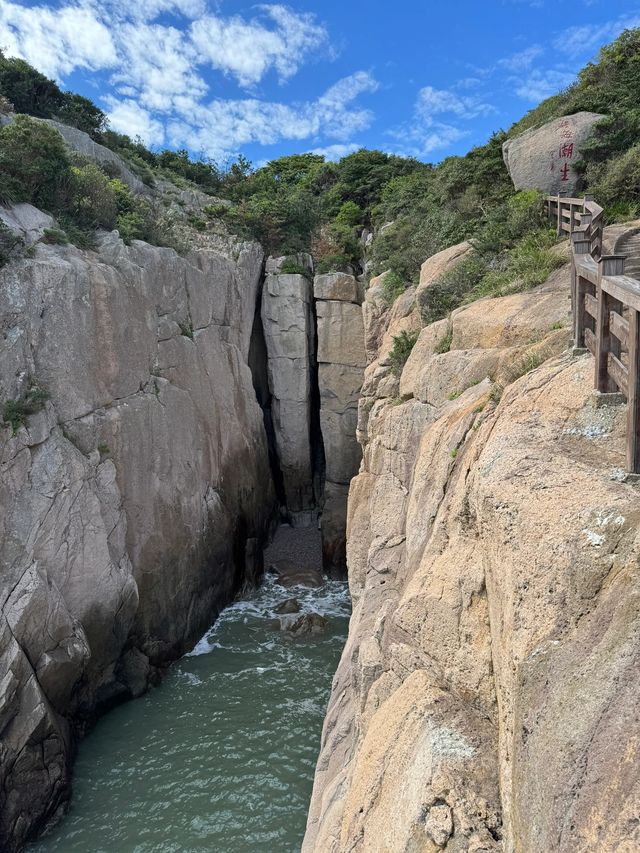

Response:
(0, 29), (638, 297)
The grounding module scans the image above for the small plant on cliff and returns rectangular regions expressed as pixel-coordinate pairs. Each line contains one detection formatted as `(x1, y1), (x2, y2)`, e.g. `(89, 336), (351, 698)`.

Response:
(434, 324), (453, 354)
(179, 320), (194, 340)
(42, 227), (68, 245)
(388, 330), (418, 376)
(381, 269), (406, 305)
(278, 258), (312, 279)
(2, 385), (49, 434)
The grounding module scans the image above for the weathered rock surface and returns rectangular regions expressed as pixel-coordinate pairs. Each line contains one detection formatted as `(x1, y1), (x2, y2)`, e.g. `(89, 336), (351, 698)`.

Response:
(315, 275), (366, 576)
(269, 560), (324, 589)
(277, 612), (328, 636)
(0, 218), (275, 850)
(261, 268), (316, 523)
(304, 249), (640, 852)
(0, 203), (55, 244)
(314, 272), (362, 303)
(502, 112), (604, 195)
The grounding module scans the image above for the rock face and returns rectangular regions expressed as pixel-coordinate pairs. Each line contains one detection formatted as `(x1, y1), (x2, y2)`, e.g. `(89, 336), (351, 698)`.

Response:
(502, 112), (604, 195)
(0, 220), (275, 850)
(261, 266), (316, 523)
(315, 273), (366, 576)
(304, 244), (640, 852)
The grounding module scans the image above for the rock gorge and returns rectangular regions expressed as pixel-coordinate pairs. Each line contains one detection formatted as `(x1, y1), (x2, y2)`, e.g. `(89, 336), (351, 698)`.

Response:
(0, 196), (365, 849)
(0, 97), (639, 853)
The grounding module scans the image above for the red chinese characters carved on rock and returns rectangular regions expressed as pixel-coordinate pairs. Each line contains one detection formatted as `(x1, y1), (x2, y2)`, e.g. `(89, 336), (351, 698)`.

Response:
(552, 119), (575, 179)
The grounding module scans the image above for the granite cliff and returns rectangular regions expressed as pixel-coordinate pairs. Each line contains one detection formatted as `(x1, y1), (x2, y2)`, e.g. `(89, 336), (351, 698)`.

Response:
(0, 205), (276, 850)
(304, 241), (640, 852)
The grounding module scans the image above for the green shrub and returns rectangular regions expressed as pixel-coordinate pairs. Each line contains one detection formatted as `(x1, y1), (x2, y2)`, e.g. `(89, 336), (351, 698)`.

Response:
(42, 227), (68, 245)
(68, 162), (117, 229)
(381, 269), (406, 305)
(56, 216), (97, 250)
(116, 210), (146, 244)
(278, 259), (312, 279)
(55, 92), (107, 135)
(0, 52), (64, 118)
(315, 252), (352, 274)
(0, 115), (70, 209)
(388, 330), (418, 375)
(419, 254), (487, 324)
(3, 385), (49, 434)
(586, 142), (640, 219)
(465, 228), (563, 302)
(203, 203), (230, 218)
(179, 320), (194, 339)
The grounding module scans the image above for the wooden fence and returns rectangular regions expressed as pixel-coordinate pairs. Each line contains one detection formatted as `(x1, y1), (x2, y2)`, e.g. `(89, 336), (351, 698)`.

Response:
(545, 194), (640, 473)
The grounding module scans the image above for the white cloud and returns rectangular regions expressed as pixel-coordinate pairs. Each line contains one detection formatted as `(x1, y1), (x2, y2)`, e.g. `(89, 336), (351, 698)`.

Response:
(498, 45), (544, 71)
(387, 85), (483, 159)
(555, 14), (640, 58)
(311, 143), (361, 161)
(113, 22), (206, 113)
(514, 68), (577, 101)
(389, 122), (468, 159)
(163, 72), (378, 161)
(0, 2), (117, 77)
(106, 98), (165, 145)
(0, 1), (330, 88)
(0, 1), (376, 159)
(189, 5), (328, 87)
(416, 86), (495, 121)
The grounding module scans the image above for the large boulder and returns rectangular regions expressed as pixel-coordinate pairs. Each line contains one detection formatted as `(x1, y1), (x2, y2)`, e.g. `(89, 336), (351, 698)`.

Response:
(502, 112), (604, 195)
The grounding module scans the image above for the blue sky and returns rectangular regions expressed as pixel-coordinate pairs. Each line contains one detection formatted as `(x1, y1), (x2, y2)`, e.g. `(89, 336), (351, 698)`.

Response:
(0, 0), (639, 166)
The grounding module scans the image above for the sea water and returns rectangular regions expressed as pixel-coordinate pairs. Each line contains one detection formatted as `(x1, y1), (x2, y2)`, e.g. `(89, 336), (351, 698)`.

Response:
(32, 571), (350, 853)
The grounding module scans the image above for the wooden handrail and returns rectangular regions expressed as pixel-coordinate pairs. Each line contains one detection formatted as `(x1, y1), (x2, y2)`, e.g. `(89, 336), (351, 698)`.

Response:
(544, 195), (640, 473)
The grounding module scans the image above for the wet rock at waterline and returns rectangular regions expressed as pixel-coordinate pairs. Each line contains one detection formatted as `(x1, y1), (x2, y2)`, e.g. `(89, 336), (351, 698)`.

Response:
(274, 598), (302, 614)
(269, 560), (324, 589)
(277, 612), (328, 637)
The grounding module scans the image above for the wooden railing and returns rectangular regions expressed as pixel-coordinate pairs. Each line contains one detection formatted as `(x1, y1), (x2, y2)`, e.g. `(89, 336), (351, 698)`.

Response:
(545, 194), (640, 473)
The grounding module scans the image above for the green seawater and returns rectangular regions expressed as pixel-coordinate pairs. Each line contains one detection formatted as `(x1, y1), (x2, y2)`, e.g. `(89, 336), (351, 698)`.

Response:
(32, 574), (350, 853)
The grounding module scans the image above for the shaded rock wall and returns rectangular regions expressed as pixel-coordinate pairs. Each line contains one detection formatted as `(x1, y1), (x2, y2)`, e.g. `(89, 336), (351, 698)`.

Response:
(314, 273), (366, 576)
(0, 222), (276, 850)
(261, 265), (316, 524)
(304, 243), (640, 852)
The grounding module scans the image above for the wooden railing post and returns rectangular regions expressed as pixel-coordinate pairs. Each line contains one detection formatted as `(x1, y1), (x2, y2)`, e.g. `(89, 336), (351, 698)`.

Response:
(572, 234), (593, 348)
(595, 255), (625, 394)
(627, 308), (640, 473)
(595, 256), (627, 392)
(556, 194), (562, 235)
